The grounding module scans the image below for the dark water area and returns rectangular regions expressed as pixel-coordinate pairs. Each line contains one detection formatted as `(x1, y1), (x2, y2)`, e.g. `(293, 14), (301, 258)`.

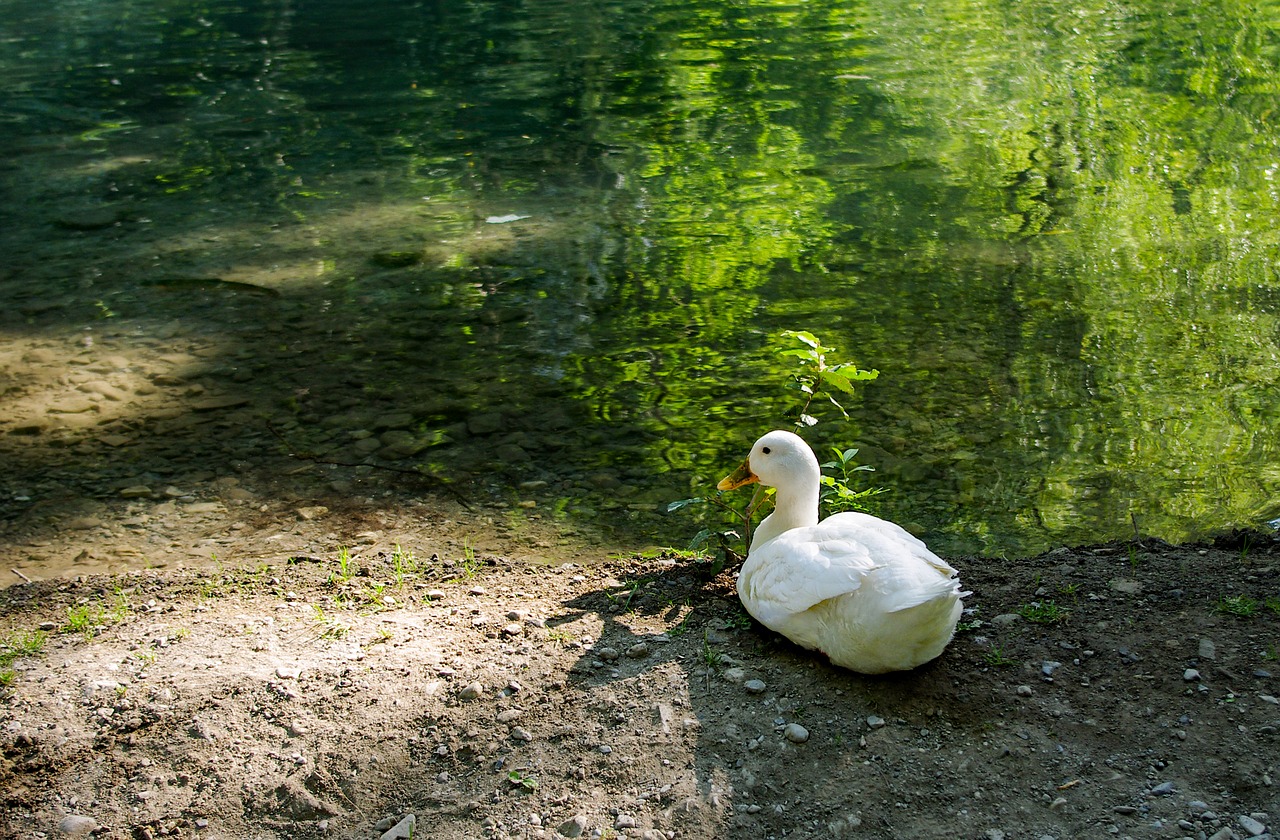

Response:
(5, 0), (1280, 561)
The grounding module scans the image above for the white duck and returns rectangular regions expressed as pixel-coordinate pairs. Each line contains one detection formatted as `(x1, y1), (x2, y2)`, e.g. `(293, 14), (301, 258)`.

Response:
(718, 430), (967, 674)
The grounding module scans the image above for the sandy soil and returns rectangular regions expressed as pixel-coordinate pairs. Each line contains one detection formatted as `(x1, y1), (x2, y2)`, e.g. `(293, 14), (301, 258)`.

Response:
(2, 505), (1278, 840)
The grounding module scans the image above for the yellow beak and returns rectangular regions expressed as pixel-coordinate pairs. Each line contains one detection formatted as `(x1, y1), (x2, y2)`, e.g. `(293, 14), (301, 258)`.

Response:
(717, 458), (759, 491)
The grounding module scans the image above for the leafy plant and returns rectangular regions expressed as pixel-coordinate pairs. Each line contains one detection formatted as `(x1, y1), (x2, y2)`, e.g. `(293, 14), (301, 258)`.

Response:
(702, 632), (724, 667)
(779, 330), (879, 428)
(819, 447), (886, 516)
(331, 547), (356, 584)
(669, 329), (882, 558)
(1264, 596), (1280, 617)
(507, 770), (538, 792)
(458, 541), (482, 580)
(64, 604), (105, 639)
(391, 544), (419, 586)
(1017, 600), (1068, 624)
(0, 629), (47, 667)
(1215, 595), (1259, 617)
(984, 646), (1015, 667)
(955, 608), (983, 633)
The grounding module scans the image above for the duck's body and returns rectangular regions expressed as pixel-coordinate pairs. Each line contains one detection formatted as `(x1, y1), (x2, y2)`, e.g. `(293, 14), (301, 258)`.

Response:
(719, 430), (966, 674)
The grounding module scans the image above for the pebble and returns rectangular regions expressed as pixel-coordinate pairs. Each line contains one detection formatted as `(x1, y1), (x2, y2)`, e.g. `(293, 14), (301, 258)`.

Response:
(866, 715), (886, 729)
(510, 727), (532, 742)
(744, 679), (767, 694)
(58, 815), (99, 836)
(1016, 685), (1034, 697)
(496, 709), (523, 724)
(615, 815), (637, 830)
(380, 814), (416, 840)
(557, 815), (587, 838)
(1238, 815), (1266, 836)
(990, 614), (1021, 626)
(1150, 781), (1176, 796)
(783, 723), (809, 743)
(626, 643), (650, 658)
(596, 647), (620, 661)
(458, 682), (484, 700)
(1184, 668), (1201, 682)
(1199, 638), (1217, 660)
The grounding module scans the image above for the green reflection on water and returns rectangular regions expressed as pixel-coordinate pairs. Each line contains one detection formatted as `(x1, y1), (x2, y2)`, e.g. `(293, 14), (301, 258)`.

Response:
(4, 0), (1280, 555)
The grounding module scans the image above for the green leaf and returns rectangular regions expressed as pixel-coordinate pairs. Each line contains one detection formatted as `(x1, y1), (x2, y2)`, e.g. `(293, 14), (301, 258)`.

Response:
(818, 369), (856, 394)
(781, 329), (820, 349)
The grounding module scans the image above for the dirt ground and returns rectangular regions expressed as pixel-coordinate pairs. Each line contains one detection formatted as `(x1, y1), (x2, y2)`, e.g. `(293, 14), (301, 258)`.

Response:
(2, 496), (1278, 840)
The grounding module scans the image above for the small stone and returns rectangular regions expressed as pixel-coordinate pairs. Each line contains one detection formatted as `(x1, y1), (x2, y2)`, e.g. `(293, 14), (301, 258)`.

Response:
(1150, 781), (1176, 796)
(502, 623), (523, 637)
(380, 813), (416, 840)
(510, 727), (532, 742)
(1184, 668), (1201, 682)
(295, 506), (329, 521)
(866, 715), (886, 729)
(783, 723), (809, 743)
(626, 642), (650, 658)
(58, 815), (99, 836)
(596, 647), (620, 662)
(1109, 578), (1142, 594)
(615, 815), (638, 830)
(55, 208), (121, 230)
(79, 380), (128, 401)
(557, 815), (587, 838)
(1041, 661), (1061, 677)
(598, 744), (613, 754)
(1112, 805), (1138, 814)
(722, 667), (746, 683)
(425, 590), (446, 600)
(458, 682), (484, 700)
(744, 679), (767, 694)
(1199, 638), (1217, 660)
(991, 614), (1021, 626)
(276, 665), (301, 679)
(50, 398), (100, 415)
(1016, 685), (1034, 697)
(1238, 815), (1266, 836)
(496, 709), (523, 724)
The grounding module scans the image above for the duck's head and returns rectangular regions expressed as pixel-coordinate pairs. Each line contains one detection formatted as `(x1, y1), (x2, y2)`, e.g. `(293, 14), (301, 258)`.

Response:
(717, 429), (820, 491)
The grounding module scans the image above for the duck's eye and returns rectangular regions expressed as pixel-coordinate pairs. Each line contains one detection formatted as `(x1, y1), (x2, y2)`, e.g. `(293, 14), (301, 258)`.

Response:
(762, 446), (771, 454)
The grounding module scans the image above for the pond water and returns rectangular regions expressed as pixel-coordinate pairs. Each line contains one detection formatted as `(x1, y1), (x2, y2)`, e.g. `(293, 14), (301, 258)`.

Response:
(4, 0), (1280, 558)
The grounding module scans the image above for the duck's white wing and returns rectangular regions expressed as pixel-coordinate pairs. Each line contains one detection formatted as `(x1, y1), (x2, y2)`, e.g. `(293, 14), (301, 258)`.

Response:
(739, 512), (961, 628)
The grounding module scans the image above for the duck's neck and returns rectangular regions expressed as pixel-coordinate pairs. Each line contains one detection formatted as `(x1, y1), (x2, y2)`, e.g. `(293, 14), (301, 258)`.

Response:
(751, 479), (820, 551)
